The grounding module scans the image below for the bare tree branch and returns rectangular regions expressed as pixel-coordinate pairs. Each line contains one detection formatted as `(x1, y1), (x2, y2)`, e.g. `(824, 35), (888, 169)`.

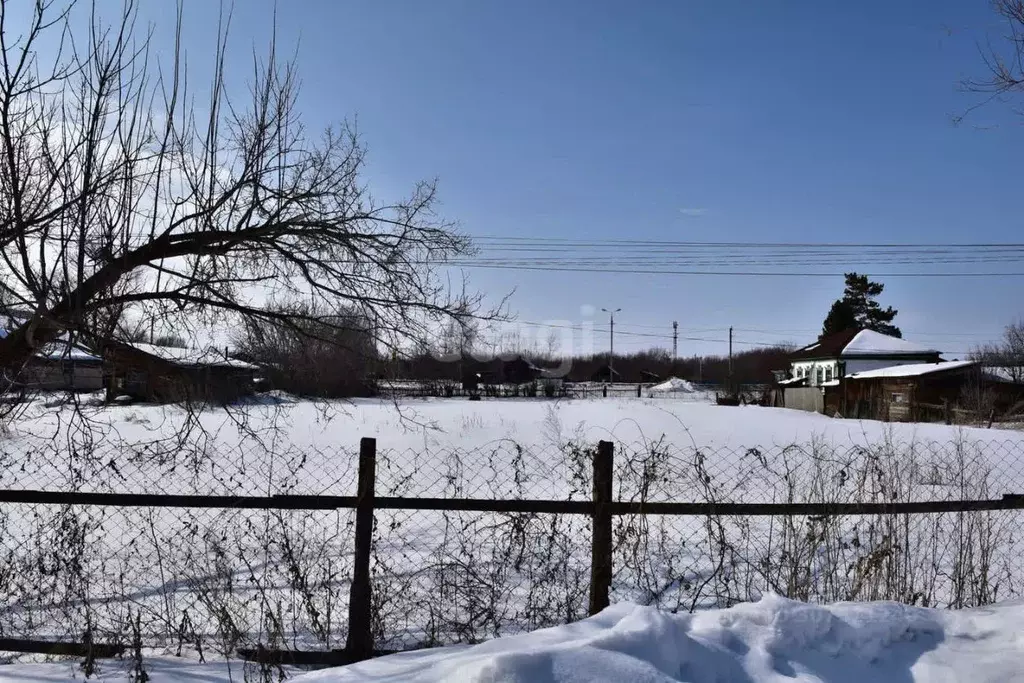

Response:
(0, 1), (501, 390)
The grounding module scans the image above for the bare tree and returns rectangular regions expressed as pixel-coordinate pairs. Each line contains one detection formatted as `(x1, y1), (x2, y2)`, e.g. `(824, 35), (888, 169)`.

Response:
(0, 1), (492, 389)
(234, 302), (379, 397)
(964, 1), (1024, 102)
(970, 321), (1024, 384)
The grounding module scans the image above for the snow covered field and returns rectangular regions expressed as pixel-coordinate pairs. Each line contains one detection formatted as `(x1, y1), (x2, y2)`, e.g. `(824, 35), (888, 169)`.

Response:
(1, 396), (1024, 659)
(3, 597), (1022, 682)
(5, 395), (1023, 497)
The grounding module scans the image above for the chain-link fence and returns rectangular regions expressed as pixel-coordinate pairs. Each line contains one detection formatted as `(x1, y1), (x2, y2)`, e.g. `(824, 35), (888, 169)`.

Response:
(1, 432), (1023, 660)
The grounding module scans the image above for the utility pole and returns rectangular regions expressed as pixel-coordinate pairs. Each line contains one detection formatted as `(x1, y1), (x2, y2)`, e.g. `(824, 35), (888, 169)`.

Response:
(601, 307), (621, 383)
(728, 326), (734, 393)
(672, 321), (678, 360)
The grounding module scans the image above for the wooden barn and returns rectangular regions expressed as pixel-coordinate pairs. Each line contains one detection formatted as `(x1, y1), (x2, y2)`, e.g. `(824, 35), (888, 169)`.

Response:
(825, 360), (979, 422)
(103, 341), (257, 404)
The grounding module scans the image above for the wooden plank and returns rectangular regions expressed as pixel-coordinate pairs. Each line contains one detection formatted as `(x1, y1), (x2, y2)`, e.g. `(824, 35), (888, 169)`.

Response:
(610, 496), (1024, 516)
(237, 645), (398, 666)
(345, 437), (376, 661)
(0, 489), (360, 509)
(589, 440), (613, 615)
(2, 491), (1024, 517)
(0, 638), (123, 657)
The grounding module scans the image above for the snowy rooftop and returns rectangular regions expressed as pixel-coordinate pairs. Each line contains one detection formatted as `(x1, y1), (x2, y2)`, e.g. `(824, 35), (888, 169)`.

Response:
(0, 327), (101, 362)
(793, 329), (941, 361)
(127, 342), (256, 369)
(840, 329), (940, 357)
(848, 359), (976, 380)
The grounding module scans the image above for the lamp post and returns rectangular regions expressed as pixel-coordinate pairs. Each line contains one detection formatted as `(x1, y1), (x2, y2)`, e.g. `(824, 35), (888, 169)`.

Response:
(601, 307), (620, 383)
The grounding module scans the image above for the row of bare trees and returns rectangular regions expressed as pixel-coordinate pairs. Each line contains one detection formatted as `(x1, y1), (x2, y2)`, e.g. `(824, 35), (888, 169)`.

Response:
(392, 346), (792, 386)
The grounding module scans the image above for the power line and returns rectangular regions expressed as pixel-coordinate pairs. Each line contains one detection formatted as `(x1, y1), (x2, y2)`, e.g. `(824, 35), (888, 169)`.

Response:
(442, 237), (1024, 277)
(449, 263), (1024, 278)
(470, 236), (1024, 248)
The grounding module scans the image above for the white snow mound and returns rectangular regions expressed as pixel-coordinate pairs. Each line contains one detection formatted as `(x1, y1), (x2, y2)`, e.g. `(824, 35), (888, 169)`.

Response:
(299, 596), (1024, 683)
(648, 376), (696, 394)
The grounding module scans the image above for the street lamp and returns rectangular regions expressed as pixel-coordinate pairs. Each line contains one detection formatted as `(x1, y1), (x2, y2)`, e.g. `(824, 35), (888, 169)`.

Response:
(601, 307), (621, 383)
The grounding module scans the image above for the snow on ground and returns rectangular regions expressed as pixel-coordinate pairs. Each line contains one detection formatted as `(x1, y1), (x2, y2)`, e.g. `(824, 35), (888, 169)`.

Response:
(5, 597), (1020, 683)
(3, 396), (1024, 656)
(298, 596), (1024, 683)
(7, 396), (1022, 501)
(646, 377), (698, 395)
(10, 395), (1024, 463)
(0, 655), (299, 683)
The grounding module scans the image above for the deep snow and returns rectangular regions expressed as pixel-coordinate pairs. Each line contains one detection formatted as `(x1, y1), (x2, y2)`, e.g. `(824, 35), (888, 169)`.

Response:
(299, 596), (1024, 683)
(3, 597), (1020, 682)
(647, 377), (698, 394)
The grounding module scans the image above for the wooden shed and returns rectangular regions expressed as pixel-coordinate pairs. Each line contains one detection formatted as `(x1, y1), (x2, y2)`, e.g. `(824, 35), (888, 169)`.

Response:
(0, 326), (103, 392)
(827, 360), (979, 422)
(103, 341), (257, 404)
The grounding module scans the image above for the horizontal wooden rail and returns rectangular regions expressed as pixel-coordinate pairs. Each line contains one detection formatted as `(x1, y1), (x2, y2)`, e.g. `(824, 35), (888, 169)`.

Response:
(2, 489), (1024, 517)
(0, 637), (124, 657)
(236, 645), (397, 666)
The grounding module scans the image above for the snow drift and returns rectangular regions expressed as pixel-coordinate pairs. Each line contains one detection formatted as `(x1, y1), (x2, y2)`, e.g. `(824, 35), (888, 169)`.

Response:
(647, 377), (696, 394)
(299, 596), (1024, 683)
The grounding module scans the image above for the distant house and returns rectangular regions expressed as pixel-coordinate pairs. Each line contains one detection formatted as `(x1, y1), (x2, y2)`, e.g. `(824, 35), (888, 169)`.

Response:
(502, 356), (543, 384)
(461, 355), (546, 391)
(788, 329), (941, 388)
(590, 365), (621, 383)
(103, 341), (257, 404)
(0, 317), (104, 392)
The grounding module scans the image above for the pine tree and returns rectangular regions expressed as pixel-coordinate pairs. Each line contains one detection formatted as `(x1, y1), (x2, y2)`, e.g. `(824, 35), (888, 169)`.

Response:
(821, 273), (901, 338)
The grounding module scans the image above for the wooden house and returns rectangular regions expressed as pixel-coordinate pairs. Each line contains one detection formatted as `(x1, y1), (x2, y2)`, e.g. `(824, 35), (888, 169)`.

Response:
(460, 355), (546, 391)
(103, 341), (257, 404)
(502, 356), (543, 384)
(788, 328), (941, 388)
(826, 360), (979, 421)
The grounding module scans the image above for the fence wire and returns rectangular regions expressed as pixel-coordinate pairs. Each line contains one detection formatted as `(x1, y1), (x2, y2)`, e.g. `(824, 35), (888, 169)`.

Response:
(1, 434), (1023, 657)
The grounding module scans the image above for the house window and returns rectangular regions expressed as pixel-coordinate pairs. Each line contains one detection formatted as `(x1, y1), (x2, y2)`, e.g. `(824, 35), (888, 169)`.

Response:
(891, 392), (906, 404)
(825, 366), (833, 382)
(816, 367), (824, 386)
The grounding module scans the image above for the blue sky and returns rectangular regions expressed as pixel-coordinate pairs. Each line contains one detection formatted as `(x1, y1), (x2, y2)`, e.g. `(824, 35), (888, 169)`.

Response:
(52, 1), (1024, 356)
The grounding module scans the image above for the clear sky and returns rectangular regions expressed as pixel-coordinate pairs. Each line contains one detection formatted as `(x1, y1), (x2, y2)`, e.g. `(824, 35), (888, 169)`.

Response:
(38, 1), (1024, 357)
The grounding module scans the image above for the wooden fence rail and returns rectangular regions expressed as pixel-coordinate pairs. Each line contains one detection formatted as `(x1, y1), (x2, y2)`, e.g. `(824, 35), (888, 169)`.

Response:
(1, 437), (1024, 666)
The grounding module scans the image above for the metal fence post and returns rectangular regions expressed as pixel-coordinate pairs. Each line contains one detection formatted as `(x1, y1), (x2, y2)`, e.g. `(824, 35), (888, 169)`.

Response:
(346, 437), (377, 660)
(589, 440), (614, 615)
